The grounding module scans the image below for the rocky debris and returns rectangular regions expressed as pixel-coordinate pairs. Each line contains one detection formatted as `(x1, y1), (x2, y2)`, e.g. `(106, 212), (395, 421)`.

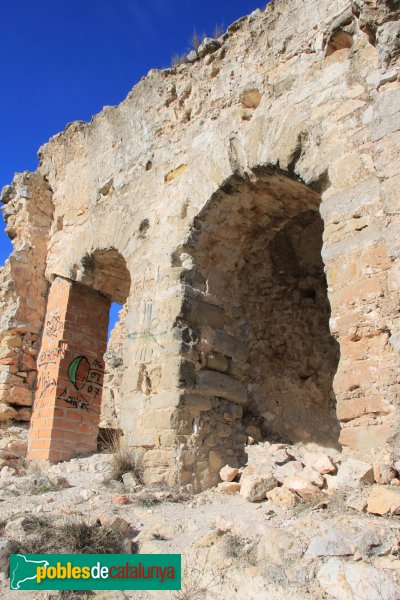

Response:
(305, 529), (355, 558)
(0, 448), (400, 598)
(373, 463), (397, 485)
(112, 494), (131, 505)
(122, 472), (140, 490)
(266, 486), (299, 508)
(336, 459), (374, 489)
(0, 466), (16, 478)
(367, 486), (400, 515)
(257, 528), (299, 566)
(317, 557), (400, 600)
(271, 448), (291, 466)
(301, 466), (325, 488)
(4, 516), (37, 539)
(240, 473), (277, 502)
(283, 475), (322, 501)
(302, 451), (336, 474)
(274, 460), (303, 483)
(217, 482), (241, 494)
(195, 528), (226, 548)
(96, 515), (133, 537)
(347, 494), (368, 513)
(0, 540), (18, 582)
(219, 465), (239, 482)
(136, 521), (176, 542)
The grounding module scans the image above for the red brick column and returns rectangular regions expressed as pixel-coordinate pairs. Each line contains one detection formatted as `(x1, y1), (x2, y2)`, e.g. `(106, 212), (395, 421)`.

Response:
(28, 277), (110, 461)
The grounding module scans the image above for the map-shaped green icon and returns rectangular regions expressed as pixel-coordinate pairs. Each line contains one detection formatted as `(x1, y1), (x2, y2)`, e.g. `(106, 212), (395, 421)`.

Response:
(10, 554), (49, 590)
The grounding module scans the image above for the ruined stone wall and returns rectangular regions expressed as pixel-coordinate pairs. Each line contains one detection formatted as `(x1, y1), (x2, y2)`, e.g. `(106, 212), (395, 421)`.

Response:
(1, 0), (400, 489)
(101, 304), (128, 430)
(0, 173), (53, 428)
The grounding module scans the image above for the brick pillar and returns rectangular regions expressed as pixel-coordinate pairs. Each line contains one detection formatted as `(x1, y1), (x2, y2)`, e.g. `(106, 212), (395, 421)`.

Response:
(28, 277), (110, 462)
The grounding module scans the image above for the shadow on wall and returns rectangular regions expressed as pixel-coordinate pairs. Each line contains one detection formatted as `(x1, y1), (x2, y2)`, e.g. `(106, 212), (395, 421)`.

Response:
(185, 168), (340, 451)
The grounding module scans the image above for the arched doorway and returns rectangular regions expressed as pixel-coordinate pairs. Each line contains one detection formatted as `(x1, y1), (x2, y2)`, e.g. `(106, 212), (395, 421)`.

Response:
(28, 248), (131, 462)
(178, 169), (340, 488)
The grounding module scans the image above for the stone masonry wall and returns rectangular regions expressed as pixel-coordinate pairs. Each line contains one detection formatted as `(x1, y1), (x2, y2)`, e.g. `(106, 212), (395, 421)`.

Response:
(0, 173), (53, 428)
(1, 0), (400, 489)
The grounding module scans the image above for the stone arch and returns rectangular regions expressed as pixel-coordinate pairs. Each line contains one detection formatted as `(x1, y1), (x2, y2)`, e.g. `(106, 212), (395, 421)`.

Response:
(175, 168), (340, 489)
(28, 247), (131, 462)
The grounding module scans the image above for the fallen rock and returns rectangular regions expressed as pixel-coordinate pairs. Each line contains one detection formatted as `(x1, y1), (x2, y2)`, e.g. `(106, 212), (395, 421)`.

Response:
(324, 474), (339, 494)
(137, 521), (175, 542)
(336, 458), (374, 489)
(367, 486), (400, 515)
(257, 528), (298, 566)
(219, 465), (239, 482)
(112, 494), (131, 505)
(274, 460), (303, 483)
(217, 482), (240, 494)
(346, 495), (367, 513)
(121, 472), (139, 489)
(0, 540), (18, 582)
(283, 475), (322, 501)
(0, 466), (16, 478)
(355, 529), (387, 559)
(266, 486), (298, 509)
(196, 529), (226, 548)
(5, 516), (34, 539)
(96, 515), (133, 536)
(373, 463), (397, 485)
(240, 474), (277, 502)
(302, 451), (336, 474)
(272, 449), (291, 466)
(317, 557), (400, 600)
(301, 466), (324, 488)
(305, 529), (354, 558)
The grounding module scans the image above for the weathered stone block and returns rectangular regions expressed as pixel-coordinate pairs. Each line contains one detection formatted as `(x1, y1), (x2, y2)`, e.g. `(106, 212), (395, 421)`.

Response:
(196, 370), (247, 404)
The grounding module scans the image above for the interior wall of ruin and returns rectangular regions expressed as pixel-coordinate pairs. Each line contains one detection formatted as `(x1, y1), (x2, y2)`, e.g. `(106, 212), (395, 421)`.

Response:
(0, 0), (399, 487)
(101, 304), (127, 431)
(171, 172), (341, 487)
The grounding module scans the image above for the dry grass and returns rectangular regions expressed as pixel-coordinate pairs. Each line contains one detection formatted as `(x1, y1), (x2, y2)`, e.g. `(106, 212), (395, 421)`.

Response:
(190, 30), (205, 50)
(223, 533), (257, 565)
(105, 432), (144, 484)
(170, 556), (223, 600)
(134, 486), (192, 508)
(212, 23), (225, 38)
(171, 53), (187, 67)
(10, 514), (132, 555)
(133, 490), (162, 508)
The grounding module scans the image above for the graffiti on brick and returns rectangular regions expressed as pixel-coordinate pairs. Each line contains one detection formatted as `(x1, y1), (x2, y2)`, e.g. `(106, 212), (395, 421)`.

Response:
(57, 387), (90, 411)
(44, 310), (63, 339)
(37, 341), (68, 367)
(68, 356), (90, 390)
(56, 357), (105, 410)
(36, 374), (57, 399)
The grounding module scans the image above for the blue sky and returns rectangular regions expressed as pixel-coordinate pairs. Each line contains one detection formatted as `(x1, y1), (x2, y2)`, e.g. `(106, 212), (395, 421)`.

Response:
(0, 0), (265, 333)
